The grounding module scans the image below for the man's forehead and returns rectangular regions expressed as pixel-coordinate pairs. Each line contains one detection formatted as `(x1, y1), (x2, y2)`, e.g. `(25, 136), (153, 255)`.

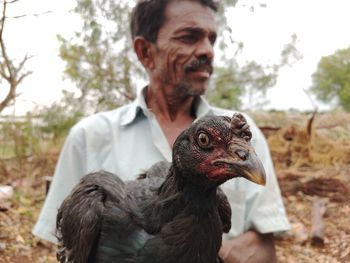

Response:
(164, 1), (218, 32)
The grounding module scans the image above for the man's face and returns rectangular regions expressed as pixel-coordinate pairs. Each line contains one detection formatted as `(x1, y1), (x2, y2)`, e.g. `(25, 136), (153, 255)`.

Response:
(152, 0), (217, 96)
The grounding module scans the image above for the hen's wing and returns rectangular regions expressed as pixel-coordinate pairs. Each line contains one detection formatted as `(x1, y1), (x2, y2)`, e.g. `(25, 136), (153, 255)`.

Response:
(126, 161), (171, 206)
(56, 171), (146, 263)
(217, 187), (232, 233)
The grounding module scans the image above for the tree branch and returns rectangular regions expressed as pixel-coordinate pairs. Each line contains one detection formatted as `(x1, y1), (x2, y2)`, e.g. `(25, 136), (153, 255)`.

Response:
(0, 0), (32, 113)
(16, 70), (32, 85)
(15, 53), (33, 75)
(7, 0), (20, 3)
(0, 62), (10, 81)
(0, 80), (16, 112)
(0, 0), (14, 77)
(9, 10), (53, 19)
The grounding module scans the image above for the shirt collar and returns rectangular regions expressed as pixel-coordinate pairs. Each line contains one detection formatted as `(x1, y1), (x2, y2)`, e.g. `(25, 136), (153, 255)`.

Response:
(120, 86), (214, 126)
(120, 87), (149, 126)
(194, 95), (213, 120)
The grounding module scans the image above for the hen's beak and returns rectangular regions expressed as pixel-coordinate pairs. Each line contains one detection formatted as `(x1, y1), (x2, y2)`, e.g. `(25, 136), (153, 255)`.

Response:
(213, 146), (266, 186)
(236, 150), (266, 186)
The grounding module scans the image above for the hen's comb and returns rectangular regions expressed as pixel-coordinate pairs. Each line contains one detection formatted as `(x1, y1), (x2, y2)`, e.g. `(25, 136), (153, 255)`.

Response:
(230, 113), (252, 142)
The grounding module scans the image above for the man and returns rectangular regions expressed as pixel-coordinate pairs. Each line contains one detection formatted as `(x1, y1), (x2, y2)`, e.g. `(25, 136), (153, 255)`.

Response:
(33, 0), (290, 262)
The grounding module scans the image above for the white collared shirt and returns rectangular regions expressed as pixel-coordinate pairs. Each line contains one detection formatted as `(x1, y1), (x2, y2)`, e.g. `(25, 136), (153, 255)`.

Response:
(33, 88), (290, 243)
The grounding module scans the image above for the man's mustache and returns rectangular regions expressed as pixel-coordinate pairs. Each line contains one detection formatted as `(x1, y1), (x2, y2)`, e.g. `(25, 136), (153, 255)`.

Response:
(184, 56), (213, 75)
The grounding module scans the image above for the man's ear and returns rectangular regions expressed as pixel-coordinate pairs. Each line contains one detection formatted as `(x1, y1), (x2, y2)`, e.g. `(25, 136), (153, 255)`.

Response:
(133, 37), (155, 70)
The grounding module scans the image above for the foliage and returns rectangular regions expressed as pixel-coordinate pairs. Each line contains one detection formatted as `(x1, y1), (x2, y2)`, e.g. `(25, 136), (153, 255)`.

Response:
(58, 0), (300, 113)
(0, 100), (80, 160)
(58, 0), (143, 113)
(1, 89), (83, 160)
(207, 33), (302, 110)
(207, 59), (277, 109)
(206, 64), (243, 109)
(310, 46), (350, 111)
(35, 90), (84, 141)
(0, 115), (39, 159)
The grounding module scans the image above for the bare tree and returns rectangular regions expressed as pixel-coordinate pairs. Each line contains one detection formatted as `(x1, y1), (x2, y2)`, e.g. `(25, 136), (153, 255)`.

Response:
(0, 0), (32, 113)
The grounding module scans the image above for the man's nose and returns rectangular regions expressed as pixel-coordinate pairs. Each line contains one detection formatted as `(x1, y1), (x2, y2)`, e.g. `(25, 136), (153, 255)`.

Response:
(196, 38), (214, 60)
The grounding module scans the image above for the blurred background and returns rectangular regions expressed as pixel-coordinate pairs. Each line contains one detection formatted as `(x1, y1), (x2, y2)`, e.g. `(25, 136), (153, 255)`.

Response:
(0, 0), (349, 262)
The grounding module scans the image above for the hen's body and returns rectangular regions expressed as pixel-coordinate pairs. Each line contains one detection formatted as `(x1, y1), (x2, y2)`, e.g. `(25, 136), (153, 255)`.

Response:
(56, 113), (266, 263)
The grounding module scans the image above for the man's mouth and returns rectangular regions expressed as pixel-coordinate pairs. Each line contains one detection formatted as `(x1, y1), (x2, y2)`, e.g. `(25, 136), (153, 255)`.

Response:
(184, 58), (213, 77)
(185, 65), (213, 79)
(189, 69), (211, 79)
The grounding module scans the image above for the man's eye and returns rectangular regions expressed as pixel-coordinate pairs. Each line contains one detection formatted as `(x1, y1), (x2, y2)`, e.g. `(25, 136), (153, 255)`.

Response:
(209, 35), (217, 45)
(180, 35), (197, 43)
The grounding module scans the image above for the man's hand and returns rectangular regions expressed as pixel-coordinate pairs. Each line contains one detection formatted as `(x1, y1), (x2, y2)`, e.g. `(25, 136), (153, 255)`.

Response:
(219, 231), (276, 263)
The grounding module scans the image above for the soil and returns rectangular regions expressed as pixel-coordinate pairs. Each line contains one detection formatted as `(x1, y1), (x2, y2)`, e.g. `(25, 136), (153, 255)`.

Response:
(1, 111), (350, 263)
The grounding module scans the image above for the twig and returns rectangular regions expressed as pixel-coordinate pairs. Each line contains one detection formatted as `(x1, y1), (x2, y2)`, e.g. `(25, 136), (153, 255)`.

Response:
(15, 54), (33, 75)
(311, 198), (327, 247)
(7, 0), (20, 3)
(9, 10), (53, 19)
(306, 109), (317, 140)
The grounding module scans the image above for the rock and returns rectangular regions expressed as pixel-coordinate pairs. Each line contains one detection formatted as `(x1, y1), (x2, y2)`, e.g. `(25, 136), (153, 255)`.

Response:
(0, 242), (6, 251)
(291, 222), (308, 244)
(0, 185), (14, 200)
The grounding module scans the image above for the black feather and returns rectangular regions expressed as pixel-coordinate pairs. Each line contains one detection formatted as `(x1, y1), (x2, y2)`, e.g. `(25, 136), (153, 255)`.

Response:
(56, 113), (265, 263)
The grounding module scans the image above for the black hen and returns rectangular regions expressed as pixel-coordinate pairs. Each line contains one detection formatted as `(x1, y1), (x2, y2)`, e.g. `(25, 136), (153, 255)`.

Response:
(56, 113), (266, 263)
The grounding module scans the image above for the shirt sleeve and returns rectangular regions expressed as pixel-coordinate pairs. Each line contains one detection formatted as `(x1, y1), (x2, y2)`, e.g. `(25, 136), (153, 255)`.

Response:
(243, 125), (291, 235)
(222, 116), (290, 238)
(32, 125), (87, 243)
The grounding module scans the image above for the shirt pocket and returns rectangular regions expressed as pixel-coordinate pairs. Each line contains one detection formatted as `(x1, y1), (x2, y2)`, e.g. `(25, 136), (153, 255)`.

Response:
(220, 186), (246, 239)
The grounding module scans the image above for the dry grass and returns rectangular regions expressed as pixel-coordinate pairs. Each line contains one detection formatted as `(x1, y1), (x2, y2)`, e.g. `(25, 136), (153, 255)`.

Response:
(1, 110), (350, 262)
(253, 111), (350, 263)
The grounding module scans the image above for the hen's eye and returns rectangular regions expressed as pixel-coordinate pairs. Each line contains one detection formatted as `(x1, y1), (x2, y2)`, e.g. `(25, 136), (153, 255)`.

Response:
(197, 133), (211, 148)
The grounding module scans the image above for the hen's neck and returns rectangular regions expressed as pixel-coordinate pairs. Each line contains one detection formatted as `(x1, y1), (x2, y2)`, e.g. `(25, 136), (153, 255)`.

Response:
(142, 166), (223, 263)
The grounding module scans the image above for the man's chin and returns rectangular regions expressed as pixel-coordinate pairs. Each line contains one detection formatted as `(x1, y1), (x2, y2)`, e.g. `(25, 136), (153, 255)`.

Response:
(189, 82), (209, 96)
(188, 87), (206, 96)
(175, 81), (209, 97)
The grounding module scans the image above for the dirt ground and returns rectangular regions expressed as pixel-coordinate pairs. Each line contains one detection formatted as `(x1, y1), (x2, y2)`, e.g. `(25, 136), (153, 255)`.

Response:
(1, 111), (349, 263)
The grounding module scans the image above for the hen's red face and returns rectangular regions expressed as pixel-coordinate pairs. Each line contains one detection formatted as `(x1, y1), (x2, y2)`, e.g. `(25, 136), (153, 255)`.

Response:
(172, 114), (266, 187)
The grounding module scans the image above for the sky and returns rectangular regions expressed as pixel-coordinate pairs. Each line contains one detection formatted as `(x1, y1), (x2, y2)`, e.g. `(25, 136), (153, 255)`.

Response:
(1, 0), (350, 115)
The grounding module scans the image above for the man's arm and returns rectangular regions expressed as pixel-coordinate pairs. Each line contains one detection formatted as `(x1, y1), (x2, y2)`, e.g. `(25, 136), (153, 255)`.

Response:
(219, 231), (276, 263)
(32, 125), (87, 243)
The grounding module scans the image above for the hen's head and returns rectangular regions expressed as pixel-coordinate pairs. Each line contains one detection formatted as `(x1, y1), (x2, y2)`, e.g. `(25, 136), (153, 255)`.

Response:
(172, 113), (266, 188)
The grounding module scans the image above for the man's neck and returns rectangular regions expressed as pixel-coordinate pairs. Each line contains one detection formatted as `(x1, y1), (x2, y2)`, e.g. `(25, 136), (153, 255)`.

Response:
(145, 85), (195, 121)
(145, 85), (197, 147)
